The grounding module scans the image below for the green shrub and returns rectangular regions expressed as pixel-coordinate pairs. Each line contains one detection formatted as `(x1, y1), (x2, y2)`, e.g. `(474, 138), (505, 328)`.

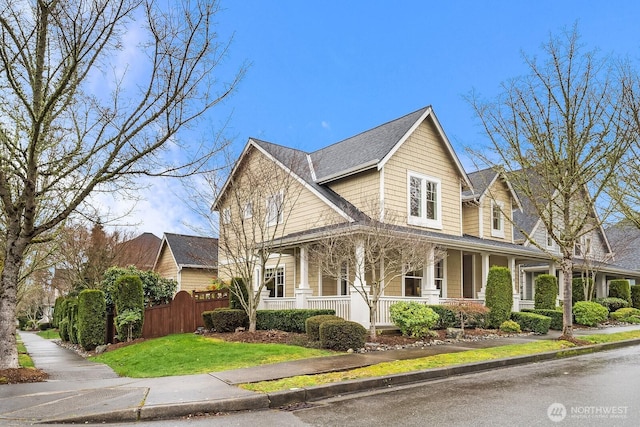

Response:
(609, 280), (631, 305)
(229, 277), (249, 310)
(485, 266), (513, 328)
(305, 315), (343, 341)
(38, 322), (52, 331)
(499, 320), (522, 333)
(77, 289), (106, 351)
(425, 305), (458, 329)
(534, 274), (558, 310)
(572, 277), (594, 303)
(510, 312), (551, 334)
(202, 311), (215, 330)
(67, 298), (79, 344)
(594, 297), (629, 312)
(52, 296), (65, 328)
(522, 308), (564, 330)
(389, 302), (440, 338)
(256, 309), (335, 333)
(59, 319), (69, 342)
(631, 285), (640, 309)
(102, 266), (177, 308)
(319, 320), (367, 351)
(114, 275), (145, 341)
(573, 301), (609, 326)
(210, 308), (249, 332)
(610, 307), (640, 321)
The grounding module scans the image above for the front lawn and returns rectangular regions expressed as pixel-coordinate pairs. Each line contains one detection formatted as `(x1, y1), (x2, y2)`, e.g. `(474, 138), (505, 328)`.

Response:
(37, 329), (60, 340)
(90, 333), (331, 378)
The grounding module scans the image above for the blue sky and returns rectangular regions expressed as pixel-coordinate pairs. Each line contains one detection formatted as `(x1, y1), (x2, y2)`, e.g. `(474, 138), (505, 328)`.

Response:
(122, 0), (640, 237)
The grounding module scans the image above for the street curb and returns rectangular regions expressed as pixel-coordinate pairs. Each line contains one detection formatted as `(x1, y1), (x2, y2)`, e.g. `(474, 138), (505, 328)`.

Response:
(265, 337), (640, 408)
(139, 394), (271, 421)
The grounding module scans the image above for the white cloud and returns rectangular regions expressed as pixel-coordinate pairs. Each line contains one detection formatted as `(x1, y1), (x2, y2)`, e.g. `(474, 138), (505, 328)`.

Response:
(321, 120), (331, 130)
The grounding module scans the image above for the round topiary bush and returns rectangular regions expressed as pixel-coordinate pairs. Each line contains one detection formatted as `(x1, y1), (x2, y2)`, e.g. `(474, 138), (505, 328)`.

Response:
(534, 274), (558, 310)
(389, 301), (440, 338)
(485, 266), (513, 328)
(319, 320), (367, 351)
(573, 301), (609, 327)
(305, 314), (343, 341)
(608, 280), (631, 305)
(594, 297), (629, 312)
(499, 319), (522, 333)
(610, 307), (640, 321)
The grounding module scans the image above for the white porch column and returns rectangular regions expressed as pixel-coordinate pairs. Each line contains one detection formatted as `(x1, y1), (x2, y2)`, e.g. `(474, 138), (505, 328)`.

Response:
(557, 269), (565, 301)
(295, 246), (312, 308)
(421, 247), (440, 304)
(350, 239), (371, 329)
(476, 252), (490, 300)
(509, 256), (520, 312)
(549, 263), (561, 306)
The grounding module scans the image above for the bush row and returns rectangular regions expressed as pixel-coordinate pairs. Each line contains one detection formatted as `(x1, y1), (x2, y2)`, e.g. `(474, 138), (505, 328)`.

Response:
(202, 308), (336, 333)
(510, 312), (551, 334)
(521, 308), (564, 330)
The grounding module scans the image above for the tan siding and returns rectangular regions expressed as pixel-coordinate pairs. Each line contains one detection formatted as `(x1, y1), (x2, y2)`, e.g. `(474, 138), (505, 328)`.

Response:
(181, 269), (217, 292)
(490, 255), (508, 268)
(386, 275), (402, 296)
(446, 250), (462, 298)
(462, 204), (480, 237)
(383, 118), (462, 235)
(483, 180), (514, 242)
(327, 169), (380, 215)
(155, 245), (178, 281)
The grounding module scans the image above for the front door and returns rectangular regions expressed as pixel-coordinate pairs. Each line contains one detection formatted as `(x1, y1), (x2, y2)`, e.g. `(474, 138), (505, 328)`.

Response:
(463, 254), (474, 298)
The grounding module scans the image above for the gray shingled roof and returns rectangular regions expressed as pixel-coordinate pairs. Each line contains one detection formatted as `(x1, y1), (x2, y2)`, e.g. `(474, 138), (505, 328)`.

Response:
(310, 107), (430, 182)
(463, 168), (498, 199)
(606, 221), (640, 271)
(164, 233), (218, 267)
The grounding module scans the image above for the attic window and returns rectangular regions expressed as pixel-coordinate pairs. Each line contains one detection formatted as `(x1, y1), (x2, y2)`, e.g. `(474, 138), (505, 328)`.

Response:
(407, 171), (442, 229)
(491, 201), (504, 238)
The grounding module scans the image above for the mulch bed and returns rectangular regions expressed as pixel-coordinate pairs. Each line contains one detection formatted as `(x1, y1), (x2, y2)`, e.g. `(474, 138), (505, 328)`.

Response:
(0, 368), (48, 384)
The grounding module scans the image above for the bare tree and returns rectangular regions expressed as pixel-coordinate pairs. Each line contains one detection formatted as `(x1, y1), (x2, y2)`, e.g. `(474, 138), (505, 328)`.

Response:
(213, 142), (305, 332)
(0, 0), (245, 369)
(309, 205), (444, 341)
(468, 27), (636, 338)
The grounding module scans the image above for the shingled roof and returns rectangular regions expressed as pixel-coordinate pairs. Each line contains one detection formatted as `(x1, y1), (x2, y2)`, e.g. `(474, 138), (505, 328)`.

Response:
(162, 233), (218, 268)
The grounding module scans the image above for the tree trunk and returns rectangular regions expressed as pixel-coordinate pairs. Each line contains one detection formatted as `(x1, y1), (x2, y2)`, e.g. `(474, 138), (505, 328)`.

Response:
(369, 302), (377, 342)
(561, 256), (574, 338)
(0, 236), (28, 369)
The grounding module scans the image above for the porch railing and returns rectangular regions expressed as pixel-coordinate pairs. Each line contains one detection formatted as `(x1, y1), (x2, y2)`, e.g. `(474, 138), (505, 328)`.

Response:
(262, 297), (296, 310)
(308, 296), (351, 319)
(519, 300), (535, 310)
(440, 298), (485, 306)
(376, 296), (430, 326)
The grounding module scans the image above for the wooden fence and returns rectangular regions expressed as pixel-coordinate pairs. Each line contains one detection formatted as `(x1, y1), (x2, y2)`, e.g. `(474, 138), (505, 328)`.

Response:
(141, 290), (229, 339)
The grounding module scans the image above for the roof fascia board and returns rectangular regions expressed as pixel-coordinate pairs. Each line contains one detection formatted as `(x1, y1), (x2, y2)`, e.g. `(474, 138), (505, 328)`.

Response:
(316, 160), (378, 184)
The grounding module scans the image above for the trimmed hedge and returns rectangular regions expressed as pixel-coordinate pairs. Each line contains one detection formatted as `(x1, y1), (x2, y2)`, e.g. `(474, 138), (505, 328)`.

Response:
(609, 280), (631, 305)
(631, 285), (640, 309)
(67, 298), (79, 344)
(256, 309), (335, 333)
(114, 275), (145, 341)
(610, 307), (640, 322)
(485, 266), (513, 328)
(210, 308), (249, 332)
(510, 312), (551, 334)
(52, 296), (65, 328)
(594, 297), (629, 312)
(389, 302), (439, 338)
(425, 305), (458, 329)
(57, 299), (70, 341)
(534, 274), (558, 310)
(202, 310), (215, 330)
(499, 320), (521, 333)
(522, 308), (564, 330)
(573, 301), (609, 326)
(77, 289), (106, 351)
(305, 315), (343, 341)
(319, 320), (367, 351)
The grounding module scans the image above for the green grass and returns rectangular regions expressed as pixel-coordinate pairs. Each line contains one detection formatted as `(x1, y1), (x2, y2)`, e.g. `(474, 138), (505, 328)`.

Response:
(37, 329), (60, 340)
(240, 340), (575, 392)
(90, 334), (331, 378)
(579, 329), (640, 344)
(17, 334), (35, 368)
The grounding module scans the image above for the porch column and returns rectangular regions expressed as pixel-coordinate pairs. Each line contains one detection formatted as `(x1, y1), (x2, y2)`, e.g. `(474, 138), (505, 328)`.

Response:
(549, 263), (561, 306)
(421, 247), (440, 304)
(557, 269), (565, 301)
(476, 252), (490, 300)
(509, 256), (520, 312)
(295, 246), (312, 308)
(350, 239), (371, 329)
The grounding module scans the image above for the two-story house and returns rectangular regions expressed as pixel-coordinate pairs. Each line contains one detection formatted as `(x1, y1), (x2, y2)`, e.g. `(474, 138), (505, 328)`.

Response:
(214, 106), (640, 327)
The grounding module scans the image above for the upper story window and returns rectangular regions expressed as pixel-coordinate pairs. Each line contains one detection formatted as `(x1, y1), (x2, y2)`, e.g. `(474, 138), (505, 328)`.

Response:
(408, 172), (442, 229)
(221, 207), (231, 225)
(266, 191), (284, 226)
(546, 230), (555, 249)
(491, 201), (504, 238)
(243, 202), (253, 219)
(574, 236), (591, 257)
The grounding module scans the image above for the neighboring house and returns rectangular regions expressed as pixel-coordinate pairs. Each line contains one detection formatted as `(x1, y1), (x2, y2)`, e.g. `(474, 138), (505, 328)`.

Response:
(606, 220), (640, 274)
(215, 106), (567, 328)
(153, 233), (218, 292)
(114, 232), (162, 270)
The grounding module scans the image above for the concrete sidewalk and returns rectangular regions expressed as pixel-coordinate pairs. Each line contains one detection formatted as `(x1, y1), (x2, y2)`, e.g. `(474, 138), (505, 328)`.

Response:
(2, 326), (640, 424)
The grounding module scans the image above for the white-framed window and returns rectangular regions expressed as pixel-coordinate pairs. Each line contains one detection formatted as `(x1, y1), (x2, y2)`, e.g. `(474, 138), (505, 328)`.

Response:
(403, 267), (422, 297)
(243, 201), (253, 219)
(265, 266), (285, 298)
(574, 236), (592, 257)
(266, 191), (284, 226)
(491, 201), (504, 238)
(221, 207), (231, 225)
(434, 259), (445, 297)
(407, 172), (442, 229)
(546, 230), (555, 249)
